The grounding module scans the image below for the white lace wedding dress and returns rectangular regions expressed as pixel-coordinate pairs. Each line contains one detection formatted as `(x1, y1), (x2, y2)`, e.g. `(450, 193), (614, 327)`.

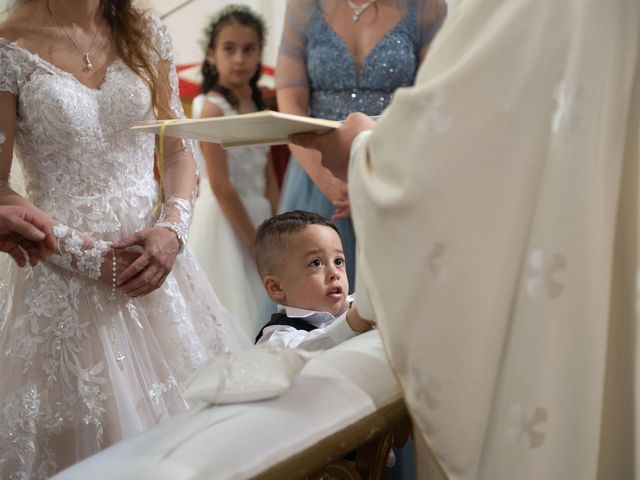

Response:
(0, 17), (248, 479)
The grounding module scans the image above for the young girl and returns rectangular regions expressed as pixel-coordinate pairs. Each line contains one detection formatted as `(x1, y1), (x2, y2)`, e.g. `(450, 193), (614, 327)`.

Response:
(189, 5), (279, 341)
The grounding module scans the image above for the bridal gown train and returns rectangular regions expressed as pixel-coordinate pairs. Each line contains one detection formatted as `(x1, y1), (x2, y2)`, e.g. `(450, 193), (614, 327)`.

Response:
(0, 16), (247, 479)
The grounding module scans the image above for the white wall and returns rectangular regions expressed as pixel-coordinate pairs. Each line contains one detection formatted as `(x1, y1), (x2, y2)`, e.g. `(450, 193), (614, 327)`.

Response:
(151, 0), (285, 68)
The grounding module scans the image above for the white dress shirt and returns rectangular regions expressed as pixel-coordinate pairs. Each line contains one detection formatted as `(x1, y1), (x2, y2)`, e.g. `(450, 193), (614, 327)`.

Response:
(256, 296), (358, 351)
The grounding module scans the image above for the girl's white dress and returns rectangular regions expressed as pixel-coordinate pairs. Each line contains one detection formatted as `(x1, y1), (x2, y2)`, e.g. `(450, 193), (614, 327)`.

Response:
(0, 18), (248, 479)
(189, 94), (275, 342)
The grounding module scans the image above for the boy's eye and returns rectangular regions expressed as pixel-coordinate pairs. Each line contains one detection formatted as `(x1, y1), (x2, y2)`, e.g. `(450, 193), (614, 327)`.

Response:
(335, 257), (345, 266)
(310, 259), (322, 267)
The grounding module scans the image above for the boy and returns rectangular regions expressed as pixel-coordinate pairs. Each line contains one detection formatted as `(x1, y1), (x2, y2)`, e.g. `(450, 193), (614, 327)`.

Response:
(254, 210), (371, 350)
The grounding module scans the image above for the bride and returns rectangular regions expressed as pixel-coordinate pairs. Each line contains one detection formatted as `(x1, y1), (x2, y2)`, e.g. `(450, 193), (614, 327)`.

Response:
(0, 0), (248, 477)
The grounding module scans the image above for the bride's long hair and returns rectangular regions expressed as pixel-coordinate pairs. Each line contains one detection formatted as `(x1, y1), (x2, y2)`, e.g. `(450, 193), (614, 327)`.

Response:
(99, 0), (165, 115)
(4, 0), (165, 115)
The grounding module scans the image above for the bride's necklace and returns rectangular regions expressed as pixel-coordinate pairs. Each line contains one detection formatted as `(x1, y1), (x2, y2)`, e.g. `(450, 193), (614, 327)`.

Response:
(346, 0), (377, 21)
(51, 11), (99, 72)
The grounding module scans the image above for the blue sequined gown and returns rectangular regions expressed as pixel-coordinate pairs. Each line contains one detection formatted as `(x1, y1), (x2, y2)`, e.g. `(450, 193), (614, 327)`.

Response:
(278, 0), (445, 290)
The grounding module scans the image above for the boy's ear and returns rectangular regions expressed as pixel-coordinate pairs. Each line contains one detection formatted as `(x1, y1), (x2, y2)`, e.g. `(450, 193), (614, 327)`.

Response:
(263, 275), (286, 303)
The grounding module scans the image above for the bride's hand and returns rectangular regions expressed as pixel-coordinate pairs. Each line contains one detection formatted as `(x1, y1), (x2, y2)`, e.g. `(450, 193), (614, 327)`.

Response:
(100, 248), (141, 288)
(111, 227), (180, 297)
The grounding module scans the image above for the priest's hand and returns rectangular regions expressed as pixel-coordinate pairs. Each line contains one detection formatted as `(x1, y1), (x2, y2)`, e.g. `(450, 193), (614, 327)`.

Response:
(289, 112), (376, 182)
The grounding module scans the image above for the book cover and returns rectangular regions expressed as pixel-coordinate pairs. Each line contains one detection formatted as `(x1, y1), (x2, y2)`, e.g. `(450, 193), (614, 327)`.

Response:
(131, 110), (341, 148)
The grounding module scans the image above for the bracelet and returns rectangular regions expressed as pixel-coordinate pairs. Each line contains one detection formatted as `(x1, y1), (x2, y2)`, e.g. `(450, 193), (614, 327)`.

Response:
(155, 221), (186, 254)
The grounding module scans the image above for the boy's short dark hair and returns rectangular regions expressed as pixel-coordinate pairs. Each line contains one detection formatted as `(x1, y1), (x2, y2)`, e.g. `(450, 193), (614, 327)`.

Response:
(255, 210), (340, 278)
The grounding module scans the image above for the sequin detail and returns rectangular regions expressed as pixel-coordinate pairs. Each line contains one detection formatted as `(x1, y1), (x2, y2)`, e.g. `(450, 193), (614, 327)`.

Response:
(149, 376), (178, 408)
(155, 196), (194, 253)
(305, 6), (422, 120)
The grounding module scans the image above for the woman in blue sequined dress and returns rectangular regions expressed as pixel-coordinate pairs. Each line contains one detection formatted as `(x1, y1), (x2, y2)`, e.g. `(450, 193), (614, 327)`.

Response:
(275, 0), (447, 289)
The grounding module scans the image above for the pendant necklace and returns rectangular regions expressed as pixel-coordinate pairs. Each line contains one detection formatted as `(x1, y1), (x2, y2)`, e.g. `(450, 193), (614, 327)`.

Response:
(346, 0), (377, 22)
(51, 12), (99, 72)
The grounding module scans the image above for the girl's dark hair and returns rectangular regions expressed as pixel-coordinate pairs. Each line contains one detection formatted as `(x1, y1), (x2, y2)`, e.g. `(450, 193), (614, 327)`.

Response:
(200, 5), (267, 110)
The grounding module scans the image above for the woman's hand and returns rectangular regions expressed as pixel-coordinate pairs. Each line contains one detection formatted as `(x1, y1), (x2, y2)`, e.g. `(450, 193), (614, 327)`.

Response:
(290, 112), (376, 181)
(0, 205), (56, 267)
(315, 168), (349, 206)
(315, 173), (351, 220)
(332, 198), (352, 220)
(0, 234), (38, 267)
(111, 227), (180, 298)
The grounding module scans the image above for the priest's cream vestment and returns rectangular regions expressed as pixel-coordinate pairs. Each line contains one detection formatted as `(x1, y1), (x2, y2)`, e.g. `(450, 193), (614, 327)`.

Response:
(350, 0), (640, 478)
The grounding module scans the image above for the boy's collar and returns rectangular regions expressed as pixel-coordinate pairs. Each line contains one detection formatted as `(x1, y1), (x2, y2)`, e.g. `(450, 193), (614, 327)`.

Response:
(278, 294), (355, 321)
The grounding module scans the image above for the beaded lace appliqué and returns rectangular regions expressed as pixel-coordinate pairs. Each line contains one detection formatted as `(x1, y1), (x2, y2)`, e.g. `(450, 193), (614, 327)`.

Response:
(149, 376), (178, 408)
(2, 271), (110, 479)
(49, 224), (109, 279)
(155, 196), (194, 253)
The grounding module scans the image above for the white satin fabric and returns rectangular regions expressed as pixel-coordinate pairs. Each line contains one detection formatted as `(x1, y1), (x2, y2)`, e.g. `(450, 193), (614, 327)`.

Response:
(350, 0), (640, 478)
(51, 330), (392, 480)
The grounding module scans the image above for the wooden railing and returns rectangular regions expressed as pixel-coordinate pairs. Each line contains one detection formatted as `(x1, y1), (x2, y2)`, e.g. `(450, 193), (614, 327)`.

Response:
(258, 399), (412, 480)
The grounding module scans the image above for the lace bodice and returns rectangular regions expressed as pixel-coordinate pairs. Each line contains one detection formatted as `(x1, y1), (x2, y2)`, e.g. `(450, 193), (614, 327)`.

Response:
(0, 16), (183, 236)
(0, 41), (157, 235)
(191, 94), (269, 198)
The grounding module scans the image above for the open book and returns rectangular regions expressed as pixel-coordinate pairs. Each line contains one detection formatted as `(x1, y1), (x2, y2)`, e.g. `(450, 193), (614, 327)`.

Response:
(131, 110), (342, 149)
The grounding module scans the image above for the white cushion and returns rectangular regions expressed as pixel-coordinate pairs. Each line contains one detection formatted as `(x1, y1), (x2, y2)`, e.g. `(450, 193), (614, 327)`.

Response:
(182, 343), (312, 404)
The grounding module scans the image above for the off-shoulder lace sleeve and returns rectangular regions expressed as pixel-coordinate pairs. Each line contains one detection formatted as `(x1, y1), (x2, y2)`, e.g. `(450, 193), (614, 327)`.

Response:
(146, 14), (186, 120)
(417, 0), (448, 48)
(0, 39), (34, 95)
(274, 0), (314, 90)
(146, 14), (173, 62)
